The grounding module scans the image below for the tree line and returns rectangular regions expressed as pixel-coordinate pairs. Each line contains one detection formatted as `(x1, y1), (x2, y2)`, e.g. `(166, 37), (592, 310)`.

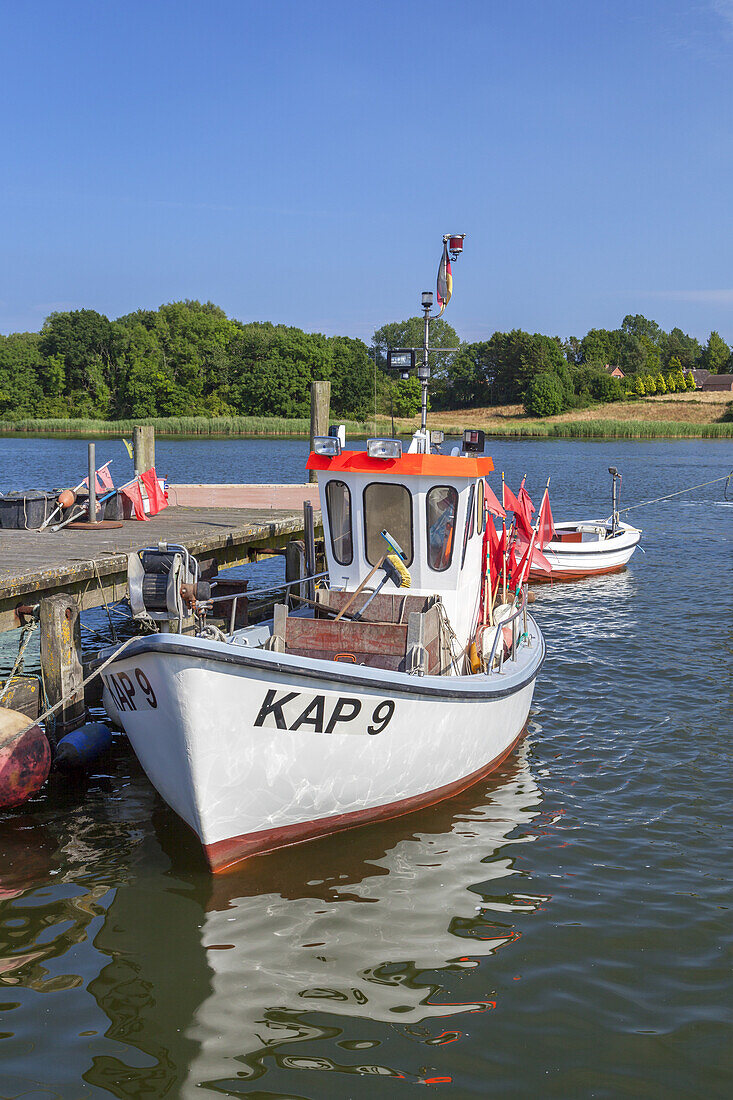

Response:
(0, 302), (729, 422)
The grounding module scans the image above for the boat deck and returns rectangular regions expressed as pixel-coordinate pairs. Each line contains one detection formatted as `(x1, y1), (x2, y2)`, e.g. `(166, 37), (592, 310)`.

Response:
(0, 485), (321, 633)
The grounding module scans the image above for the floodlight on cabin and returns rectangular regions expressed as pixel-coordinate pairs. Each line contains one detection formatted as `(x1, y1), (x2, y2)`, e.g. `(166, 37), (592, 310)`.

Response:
(313, 436), (341, 457)
(366, 438), (402, 460)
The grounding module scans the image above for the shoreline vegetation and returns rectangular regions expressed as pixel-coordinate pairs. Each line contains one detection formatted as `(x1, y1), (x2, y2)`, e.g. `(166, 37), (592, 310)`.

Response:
(3, 302), (733, 433)
(2, 393), (731, 441)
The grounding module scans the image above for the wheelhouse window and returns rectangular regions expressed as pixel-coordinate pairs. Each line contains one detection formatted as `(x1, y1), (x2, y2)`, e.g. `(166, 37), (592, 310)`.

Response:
(363, 483), (413, 566)
(461, 483), (476, 567)
(476, 479), (485, 535)
(426, 486), (458, 572)
(325, 480), (353, 565)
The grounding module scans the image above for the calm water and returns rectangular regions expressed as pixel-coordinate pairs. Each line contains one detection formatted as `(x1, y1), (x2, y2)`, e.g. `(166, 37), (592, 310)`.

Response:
(0, 438), (731, 1099)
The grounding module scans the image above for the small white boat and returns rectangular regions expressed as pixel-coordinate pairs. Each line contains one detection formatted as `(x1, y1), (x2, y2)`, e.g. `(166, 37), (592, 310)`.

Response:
(100, 429), (546, 872)
(529, 467), (641, 581)
(531, 519), (641, 580)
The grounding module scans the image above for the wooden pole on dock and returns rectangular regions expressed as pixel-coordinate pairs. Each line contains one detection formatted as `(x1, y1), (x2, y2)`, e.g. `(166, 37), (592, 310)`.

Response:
(133, 425), (155, 475)
(285, 540), (306, 607)
(303, 502), (316, 602)
(88, 442), (97, 525)
(40, 595), (85, 742)
(309, 381), (331, 484)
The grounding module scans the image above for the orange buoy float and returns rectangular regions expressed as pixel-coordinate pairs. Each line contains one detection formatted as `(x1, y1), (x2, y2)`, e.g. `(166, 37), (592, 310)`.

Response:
(0, 707), (51, 808)
(58, 488), (76, 509)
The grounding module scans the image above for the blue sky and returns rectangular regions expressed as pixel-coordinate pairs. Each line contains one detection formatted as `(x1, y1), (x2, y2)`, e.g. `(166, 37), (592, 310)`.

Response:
(2, 0), (733, 345)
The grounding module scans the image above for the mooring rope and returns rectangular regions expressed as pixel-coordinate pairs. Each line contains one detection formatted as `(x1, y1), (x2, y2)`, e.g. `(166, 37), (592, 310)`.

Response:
(619, 472), (733, 514)
(0, 620), (38, 703)
(14, 635), (139, 737)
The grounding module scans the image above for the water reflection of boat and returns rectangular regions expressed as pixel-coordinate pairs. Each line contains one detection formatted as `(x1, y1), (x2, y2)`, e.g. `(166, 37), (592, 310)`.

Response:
(178, 744), (546, 1093)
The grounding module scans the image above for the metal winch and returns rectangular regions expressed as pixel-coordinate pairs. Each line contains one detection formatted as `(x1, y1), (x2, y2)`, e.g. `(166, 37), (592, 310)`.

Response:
(128, 542), (210, 631)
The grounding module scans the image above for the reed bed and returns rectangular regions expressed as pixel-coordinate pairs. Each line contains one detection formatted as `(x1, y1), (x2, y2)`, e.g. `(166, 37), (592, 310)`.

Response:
(475, 419), (733, 439)
(0, 415), (729, 440)
(0, 415), (371, 437)
(393, 418), (733, 439)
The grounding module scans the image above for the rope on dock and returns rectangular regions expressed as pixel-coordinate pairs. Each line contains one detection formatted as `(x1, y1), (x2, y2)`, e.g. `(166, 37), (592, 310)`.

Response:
(0, 620), (38, 704)
(619, 472), (733, 514)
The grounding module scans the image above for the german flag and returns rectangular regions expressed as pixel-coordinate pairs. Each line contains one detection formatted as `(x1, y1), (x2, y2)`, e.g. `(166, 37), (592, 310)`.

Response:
(436, 239), (452, 316)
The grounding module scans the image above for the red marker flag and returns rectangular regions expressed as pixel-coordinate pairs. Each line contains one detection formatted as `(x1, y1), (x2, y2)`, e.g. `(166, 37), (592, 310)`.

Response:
(515, 535), (553, 575)
(485, 482), (505, 518)
(491, 522), (506, 581)
(537, 492), (555, 548)
(518, 483), (535, 517)
(503, 483), (533, 539)
(97, 463), (114, 491)
(486, 518), (500, 586)
(507, 540), (517, 580)
(121, 479), (148, 521)
(140, 467), (167, 516)
(531, 545), (553, 574)
(502, 483), (522, 513)
(83, 465), (113, 494)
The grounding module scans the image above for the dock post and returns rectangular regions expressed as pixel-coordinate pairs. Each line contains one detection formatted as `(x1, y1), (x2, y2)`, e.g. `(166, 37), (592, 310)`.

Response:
(285, 540), (306, 607)
(308, 381), (331, 483)
(40, 595), (85, 742)
(303, 501), (316, 603)
(133, 425), (155, 475)
(88, 441), (97, 524)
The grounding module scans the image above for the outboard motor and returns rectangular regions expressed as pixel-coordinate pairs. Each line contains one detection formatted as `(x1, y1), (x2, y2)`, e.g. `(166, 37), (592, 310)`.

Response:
(128, 542), (208, 632)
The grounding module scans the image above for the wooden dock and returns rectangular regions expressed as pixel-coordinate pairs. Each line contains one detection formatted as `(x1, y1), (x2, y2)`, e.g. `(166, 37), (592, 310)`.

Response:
(0, 484), (320, 633)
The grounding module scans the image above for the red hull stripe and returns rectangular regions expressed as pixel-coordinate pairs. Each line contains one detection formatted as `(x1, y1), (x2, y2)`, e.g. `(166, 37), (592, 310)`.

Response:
(529, 563), (625, 581)
(206, 730), (527, 873)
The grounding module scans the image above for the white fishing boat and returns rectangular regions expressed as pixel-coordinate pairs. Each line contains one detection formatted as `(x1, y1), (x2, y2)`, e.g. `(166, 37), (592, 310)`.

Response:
(529, 467), (641, 580)
(531, 520), (641, 579)
(100, 428), (545, 872)
(98, 239), (546, 872)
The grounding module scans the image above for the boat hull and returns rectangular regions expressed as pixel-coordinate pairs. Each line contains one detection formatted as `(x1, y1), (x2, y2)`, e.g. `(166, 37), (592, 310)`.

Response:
(101, 628), (544, 872)
(530, 521), (641, 581)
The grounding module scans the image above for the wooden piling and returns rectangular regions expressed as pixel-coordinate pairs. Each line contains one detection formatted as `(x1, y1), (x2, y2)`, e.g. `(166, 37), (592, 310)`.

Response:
(133, 425), (155, 475)
(285, 539), (306, 607)
(308, 381), (331, 483)
(40, 595), (85, 741)
(303, 501), (316, 602)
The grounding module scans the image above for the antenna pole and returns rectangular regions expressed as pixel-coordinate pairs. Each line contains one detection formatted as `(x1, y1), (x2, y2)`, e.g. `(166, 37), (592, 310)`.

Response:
(609, 467), (620, 533)
(421, 300), (430, 432)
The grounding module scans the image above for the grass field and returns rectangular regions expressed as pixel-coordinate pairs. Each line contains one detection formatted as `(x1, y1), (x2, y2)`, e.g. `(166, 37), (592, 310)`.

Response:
(0, 394), (731, 440)
(387, 392), (733, 438)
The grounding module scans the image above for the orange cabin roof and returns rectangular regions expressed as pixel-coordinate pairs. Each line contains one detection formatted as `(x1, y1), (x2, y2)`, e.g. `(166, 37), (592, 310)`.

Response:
(306, 450), (494, 477)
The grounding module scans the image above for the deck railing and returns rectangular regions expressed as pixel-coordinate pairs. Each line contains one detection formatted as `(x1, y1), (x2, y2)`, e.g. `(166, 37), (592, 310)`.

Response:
(484, 587), (529, 675)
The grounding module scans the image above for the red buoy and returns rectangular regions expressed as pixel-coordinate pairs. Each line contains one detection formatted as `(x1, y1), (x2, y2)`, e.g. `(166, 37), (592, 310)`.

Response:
(0, 707), (51, 808)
